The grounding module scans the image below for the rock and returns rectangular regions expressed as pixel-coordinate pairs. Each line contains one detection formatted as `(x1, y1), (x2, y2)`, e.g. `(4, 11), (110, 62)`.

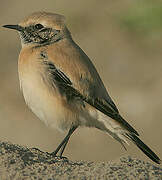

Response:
(0, 141), (161, 180)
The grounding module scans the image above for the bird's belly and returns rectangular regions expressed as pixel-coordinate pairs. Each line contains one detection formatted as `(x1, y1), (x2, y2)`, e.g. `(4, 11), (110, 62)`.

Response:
(20, 76), (75, 132)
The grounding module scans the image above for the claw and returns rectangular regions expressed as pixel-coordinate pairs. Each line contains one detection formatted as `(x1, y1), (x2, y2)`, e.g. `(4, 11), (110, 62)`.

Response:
(49, 152), (68, 160)
(31, 147), (44, 153)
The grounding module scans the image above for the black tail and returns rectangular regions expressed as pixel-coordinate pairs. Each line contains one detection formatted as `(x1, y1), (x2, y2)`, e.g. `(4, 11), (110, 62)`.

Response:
(127, 133), (161, 164)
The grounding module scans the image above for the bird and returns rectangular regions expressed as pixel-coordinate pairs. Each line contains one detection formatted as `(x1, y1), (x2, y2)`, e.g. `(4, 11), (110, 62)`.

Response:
(3, 11), (161, 164)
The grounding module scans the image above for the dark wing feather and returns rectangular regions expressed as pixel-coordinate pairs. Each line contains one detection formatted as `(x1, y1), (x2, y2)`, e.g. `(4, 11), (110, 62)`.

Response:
(44, 61), (72, 85)
(45, 61), (139, 136)
(84, 98), (139, 135)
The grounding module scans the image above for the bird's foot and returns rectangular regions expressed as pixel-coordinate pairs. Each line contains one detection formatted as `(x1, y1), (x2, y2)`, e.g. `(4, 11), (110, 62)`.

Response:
(49, 151), (68, 160)
(31, 147), (44, 153)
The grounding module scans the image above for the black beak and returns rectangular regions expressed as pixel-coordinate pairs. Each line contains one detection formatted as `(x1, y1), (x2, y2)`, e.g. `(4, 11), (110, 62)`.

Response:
(3, 24), (24, 32)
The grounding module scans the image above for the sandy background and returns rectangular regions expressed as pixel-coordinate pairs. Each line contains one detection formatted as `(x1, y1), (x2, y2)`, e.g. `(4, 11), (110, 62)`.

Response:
(0, 0), (162, 164)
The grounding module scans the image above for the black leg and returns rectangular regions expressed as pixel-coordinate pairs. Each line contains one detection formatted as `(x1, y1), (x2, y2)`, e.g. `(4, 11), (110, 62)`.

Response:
(51, 125), (77, 157)
(58, 135), (70, 157)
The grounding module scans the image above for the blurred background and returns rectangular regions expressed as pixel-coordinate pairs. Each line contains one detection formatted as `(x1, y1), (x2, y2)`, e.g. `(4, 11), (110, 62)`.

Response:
(0, 0), (162, 164)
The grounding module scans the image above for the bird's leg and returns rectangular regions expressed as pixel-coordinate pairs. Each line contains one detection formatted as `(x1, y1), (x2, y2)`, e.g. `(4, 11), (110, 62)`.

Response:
(51, 125), (77, 157)
(58, 135), (70, 157)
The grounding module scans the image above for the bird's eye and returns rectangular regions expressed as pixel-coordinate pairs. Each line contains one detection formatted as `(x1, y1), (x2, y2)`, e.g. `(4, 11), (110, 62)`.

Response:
(35, 24), (44, 29)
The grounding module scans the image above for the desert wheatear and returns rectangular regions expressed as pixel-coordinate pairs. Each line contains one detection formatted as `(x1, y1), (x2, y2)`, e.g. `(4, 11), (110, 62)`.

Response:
(3, 12), (161, 164)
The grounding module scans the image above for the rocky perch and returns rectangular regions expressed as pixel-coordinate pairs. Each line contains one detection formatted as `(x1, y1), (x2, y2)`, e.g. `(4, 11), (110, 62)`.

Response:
(0, 141), (161, 180)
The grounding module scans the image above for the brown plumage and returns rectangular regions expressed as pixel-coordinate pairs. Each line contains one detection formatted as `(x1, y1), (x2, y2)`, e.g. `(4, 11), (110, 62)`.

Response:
(3, 12), (161, 164)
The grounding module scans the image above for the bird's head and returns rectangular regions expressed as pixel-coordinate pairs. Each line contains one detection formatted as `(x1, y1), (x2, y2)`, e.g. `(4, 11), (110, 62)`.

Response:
(3, 12), (71, 47)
